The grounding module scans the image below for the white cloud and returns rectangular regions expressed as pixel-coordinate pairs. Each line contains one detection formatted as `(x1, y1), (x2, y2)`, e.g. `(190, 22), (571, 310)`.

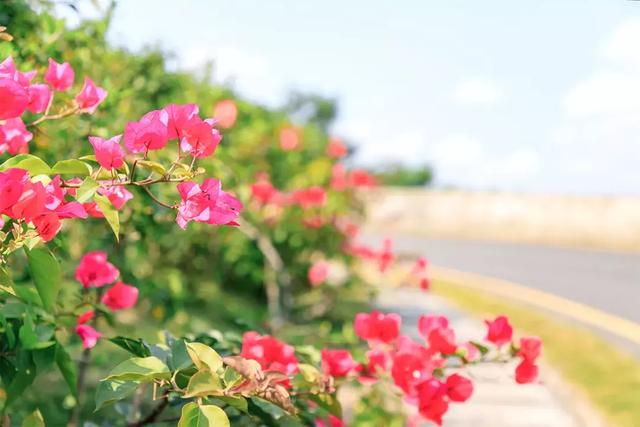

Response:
(554, 18), (640, 194)
(452, 78), (503, 107)
(429, 134), (540, 189)
(602, 17), (640, 68)
(564, 71), (640, 117)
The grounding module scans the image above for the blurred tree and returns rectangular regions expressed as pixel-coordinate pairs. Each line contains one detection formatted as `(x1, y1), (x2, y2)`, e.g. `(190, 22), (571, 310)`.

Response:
(374, 163), (434, 186)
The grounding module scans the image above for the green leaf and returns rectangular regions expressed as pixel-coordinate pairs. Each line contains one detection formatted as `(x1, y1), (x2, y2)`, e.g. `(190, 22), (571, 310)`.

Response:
(309, 393), (342, 418)
(178, 402), (230, 427)
(215, 396), (248, 413)
(5, 352), (36, 407)
(21, 409), (44, 427)
(170, 339), (193, 371)
(75, 177), (99, 203)
(51, 159), (92, 176)
(0, 154), (51, 175)
(249, 397), (288, 419)
(297, 363), (321, 383)
(94, 379), (139, 411)
(109, 336), (152, 357)
(55, 343), (78, 396)
(94, 193), (120, 241)
(0, 265), (15, 297)
(105, 356), (170, 382)
(137, 160), (166, 175)
(25, 247), (62, 312)
(469, 341), (490, 356)
(185, 342), (222, 372)
(18, 315), (38, 349)
(183, 370), (223, 398)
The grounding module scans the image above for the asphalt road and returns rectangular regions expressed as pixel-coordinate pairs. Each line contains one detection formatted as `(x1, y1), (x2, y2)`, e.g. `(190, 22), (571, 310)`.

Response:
(363, 234), (640, 324)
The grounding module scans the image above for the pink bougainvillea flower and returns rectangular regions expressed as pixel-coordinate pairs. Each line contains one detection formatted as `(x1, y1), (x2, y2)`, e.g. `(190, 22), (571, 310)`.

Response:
(162, 103), (199, 140)
(251, 177), (279, 206)
(0, 168), (29, 212)
(279, 126), (300, 150)
(0, 118), (33, 154)
(321, 349), (360, 378)
(241, 331), (299, 376)
(83, 202), (104, 218)
(391, 352), (434, 396)
(330, 163), (348, 191)
(302, 215), (324, 229)
(7, 180), (46, 222)
(292, 186), (326, 209)
(75, 77), (107, 114)
(89, 135), (124, 170)
(348, 169), (377, 188)
(518, 336), (542, 362)
(326, 137), (348, 158)
(0, 77), (29, 120)
(358, 348), (392, 384)
(417, 379), (449, 426)
(75, 324), (101, 349)
(213, 99), (238, 129)
(419, 277), (431, 291)
(314, 415), (344, 427)
(75, 251), (119, 288)
(427, 326), (457, 355)
(0, 57), (35, 86)
(32, 213), (62, 242)
(44, 58), (75, 91)
(124, 109), (169, 153)
(101, 281), (139, 310)
(308, 261), (329, 287)
(515, 359), (539, 384)
(335, 218), (359, 239)
(354, 310), (401, 343)
(77, 310), (94, 325)
(418, 315), (449, 341)
(26, 83), (52, 114)
(378, 238), (394, 273)
(55, 201), (88, 219)
(97, 185), (133, 210)
(175, 178), (241, 229)
(179, 117), (221, 158)
(0, 56), (17, 79)
(412, 257), (428, 275)
(446, 373), (473, 402)
(485, 315), (513, 347)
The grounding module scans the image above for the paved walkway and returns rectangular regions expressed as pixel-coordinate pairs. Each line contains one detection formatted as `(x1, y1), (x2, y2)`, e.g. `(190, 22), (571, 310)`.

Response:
(376, 287), (595, 427)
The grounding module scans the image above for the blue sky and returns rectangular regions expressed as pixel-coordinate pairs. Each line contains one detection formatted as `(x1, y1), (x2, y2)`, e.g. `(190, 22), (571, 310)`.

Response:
(60, 1), (640, 195)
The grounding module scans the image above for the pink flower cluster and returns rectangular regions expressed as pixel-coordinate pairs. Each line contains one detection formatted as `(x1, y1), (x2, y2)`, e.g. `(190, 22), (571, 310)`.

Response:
(0, 170), (87, 241)
(240, 331), (299, 377)
(112, 104), (241, 229)
(331, 164), (377, 191)
(74, 252), (139, 349)
(0, 56), (106, 154)
(239, 309), (540, 425)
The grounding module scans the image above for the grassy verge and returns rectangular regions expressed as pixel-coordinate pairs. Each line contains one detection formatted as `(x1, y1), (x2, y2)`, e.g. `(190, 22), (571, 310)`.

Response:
(433, 279), (640, 427)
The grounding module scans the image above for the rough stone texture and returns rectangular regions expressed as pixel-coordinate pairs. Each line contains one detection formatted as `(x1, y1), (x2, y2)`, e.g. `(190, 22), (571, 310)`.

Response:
(377, 287), (599, 427)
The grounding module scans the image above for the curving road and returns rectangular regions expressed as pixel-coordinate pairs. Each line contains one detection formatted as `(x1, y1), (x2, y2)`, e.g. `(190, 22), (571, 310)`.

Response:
(363, 234), (640, 324)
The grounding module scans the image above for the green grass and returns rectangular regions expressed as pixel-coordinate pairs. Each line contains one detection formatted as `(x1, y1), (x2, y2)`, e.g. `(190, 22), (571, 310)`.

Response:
(433, 280), (640, 427)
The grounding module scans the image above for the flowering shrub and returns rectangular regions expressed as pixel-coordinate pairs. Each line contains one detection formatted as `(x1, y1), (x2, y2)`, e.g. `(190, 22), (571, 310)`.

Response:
(0, 12), (543, 427)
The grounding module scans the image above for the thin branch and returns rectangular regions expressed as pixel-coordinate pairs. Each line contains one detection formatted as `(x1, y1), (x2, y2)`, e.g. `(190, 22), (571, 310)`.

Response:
(141, 186), (175, 209)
